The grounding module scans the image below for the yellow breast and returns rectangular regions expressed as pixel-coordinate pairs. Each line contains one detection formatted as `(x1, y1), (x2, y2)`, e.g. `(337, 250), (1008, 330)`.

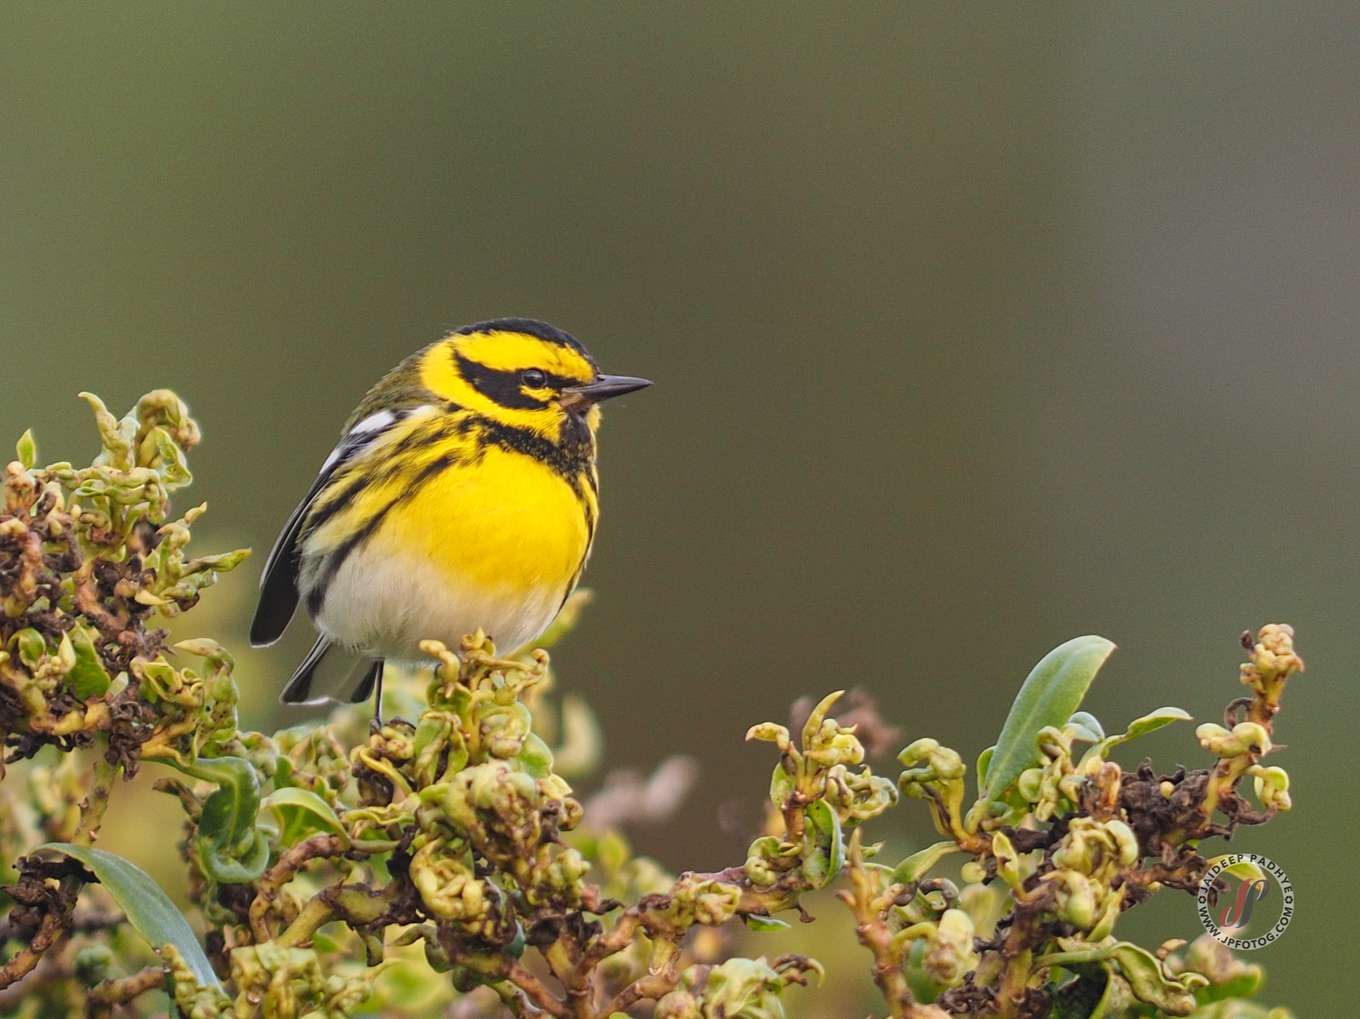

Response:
(377, 443), (595, 595)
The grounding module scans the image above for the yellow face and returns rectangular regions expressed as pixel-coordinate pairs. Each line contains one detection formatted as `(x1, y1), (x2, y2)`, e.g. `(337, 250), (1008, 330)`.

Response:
(419, 325), (603, 440)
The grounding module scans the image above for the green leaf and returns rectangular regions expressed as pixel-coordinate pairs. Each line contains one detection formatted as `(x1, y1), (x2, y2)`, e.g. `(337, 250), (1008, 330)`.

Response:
(187, 549), (251, 573)
(11, 628), (46, 668)
(65, 623), (111, 699)
(1205, 854), (1266, 883)
(39, 843), (221, 991)
(516, 732), (554, 779)
(801, 798), (845, 888)
(261, 787), (347, 848)
(742, 913), (790, 931)
(1109, 942), (1207, 1013)
(172, 637), (235, 665)
(974, 745), (995, 788)
(984, 635), (1116, 800)
(1041, 940), (1209, 1017)
(1080, 707), (1193, 767)
(78, 392), (134, 468)
(15, 429), (36, 469)
(155, 756), (269, 883)
(904, 937), (942, 1003)
(148, 426), (191, 486)
(1116, 706), (1192, 742)
(891, 841), (961, 884)
(769, 762), (795, 810)
(169, 757), (259, 843)
(197, 827), (269, 885)
(1066, 711), (1105, 743)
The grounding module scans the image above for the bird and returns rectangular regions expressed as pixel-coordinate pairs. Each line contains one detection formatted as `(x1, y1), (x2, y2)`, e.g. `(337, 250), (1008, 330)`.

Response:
(249, 318), (651, 714)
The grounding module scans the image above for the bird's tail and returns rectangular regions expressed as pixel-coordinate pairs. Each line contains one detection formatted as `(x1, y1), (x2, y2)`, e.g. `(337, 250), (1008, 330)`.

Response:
(280, 636), (384, 708)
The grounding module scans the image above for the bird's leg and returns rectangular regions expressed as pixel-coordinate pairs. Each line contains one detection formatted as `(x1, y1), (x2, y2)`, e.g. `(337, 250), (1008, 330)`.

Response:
(369, 660), (386, 730)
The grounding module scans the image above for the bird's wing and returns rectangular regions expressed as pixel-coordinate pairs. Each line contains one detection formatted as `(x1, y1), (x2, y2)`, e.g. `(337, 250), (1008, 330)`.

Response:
(249, 409), (413, 646)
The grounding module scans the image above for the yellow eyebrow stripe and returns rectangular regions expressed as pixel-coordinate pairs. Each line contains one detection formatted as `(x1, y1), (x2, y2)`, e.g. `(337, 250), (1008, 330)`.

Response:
(447, 330), (595, 380)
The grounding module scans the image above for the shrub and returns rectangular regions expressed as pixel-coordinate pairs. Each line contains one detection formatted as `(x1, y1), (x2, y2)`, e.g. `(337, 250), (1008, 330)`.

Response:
(0, 393), (1298, 1018)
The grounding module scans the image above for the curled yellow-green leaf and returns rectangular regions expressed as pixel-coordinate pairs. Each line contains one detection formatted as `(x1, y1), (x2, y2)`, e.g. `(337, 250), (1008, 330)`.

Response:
(261, 786), (349, 848)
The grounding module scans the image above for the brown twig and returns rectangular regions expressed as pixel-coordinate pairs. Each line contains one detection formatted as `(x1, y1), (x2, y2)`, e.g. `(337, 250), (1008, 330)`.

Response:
(0, 945), (69, 1010)
(0, 909), (69, 990)
(86, 965), (166, 1018)
(603, 951), (682, 1015)
(247, 833), (347, 941)
(73, 743), (120, 846)
(505, 961), (569, 1018)
(0, 907), (123, 944)
(838, 831), (913, 1019)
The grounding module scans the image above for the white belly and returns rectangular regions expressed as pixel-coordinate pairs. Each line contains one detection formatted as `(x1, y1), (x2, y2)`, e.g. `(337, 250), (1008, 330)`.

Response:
(313, 544), (566, 660)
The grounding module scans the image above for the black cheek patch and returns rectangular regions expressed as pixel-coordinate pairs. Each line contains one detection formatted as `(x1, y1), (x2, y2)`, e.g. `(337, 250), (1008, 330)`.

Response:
(455, 352), (552, 410)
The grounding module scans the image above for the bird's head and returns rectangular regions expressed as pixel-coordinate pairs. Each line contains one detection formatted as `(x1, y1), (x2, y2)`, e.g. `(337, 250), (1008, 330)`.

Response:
(419, 319), (650, 441)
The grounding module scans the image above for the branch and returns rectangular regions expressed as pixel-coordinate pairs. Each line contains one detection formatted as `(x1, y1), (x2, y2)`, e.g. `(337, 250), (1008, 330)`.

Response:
(838, 832), (914, 1019)
(247, 833), (347, 941)
(86, 965), (166, 1018)
(73, 741), (121, 846)
(0, 909), (68, 990)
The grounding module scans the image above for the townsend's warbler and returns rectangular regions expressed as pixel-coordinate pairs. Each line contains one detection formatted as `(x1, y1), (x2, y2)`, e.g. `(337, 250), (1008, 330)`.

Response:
(250, 318), (650, 710)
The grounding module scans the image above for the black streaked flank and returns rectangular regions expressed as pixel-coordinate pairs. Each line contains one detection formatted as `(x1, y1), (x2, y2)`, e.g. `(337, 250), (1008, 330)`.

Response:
(306, 451), (460, 617)
(301, 470), (372, 538)
(302, 417), (461, 536)
(251, 408), (413, 647)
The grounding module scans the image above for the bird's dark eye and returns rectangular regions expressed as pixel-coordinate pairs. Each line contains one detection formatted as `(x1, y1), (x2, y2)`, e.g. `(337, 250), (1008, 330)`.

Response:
(521, 369), (548, 388)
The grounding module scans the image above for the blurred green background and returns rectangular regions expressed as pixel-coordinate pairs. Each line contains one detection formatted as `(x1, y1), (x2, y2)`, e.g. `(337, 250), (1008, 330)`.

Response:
(3, 3), (1355, 1014)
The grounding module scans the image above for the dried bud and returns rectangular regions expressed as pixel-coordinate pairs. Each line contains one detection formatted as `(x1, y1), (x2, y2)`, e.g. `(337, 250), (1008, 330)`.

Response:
(410, 840), (487, 922)
(1241, 624), (1304, 689)
(667, 875), (742, 927)
(923, 908), (977, 988)
(73, 944), (113, 986)
(1052, 871), (1097, 929)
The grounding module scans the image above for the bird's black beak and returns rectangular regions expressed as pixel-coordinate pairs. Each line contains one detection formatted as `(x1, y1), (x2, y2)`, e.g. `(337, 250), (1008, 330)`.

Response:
(562, 374), (652, 410)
